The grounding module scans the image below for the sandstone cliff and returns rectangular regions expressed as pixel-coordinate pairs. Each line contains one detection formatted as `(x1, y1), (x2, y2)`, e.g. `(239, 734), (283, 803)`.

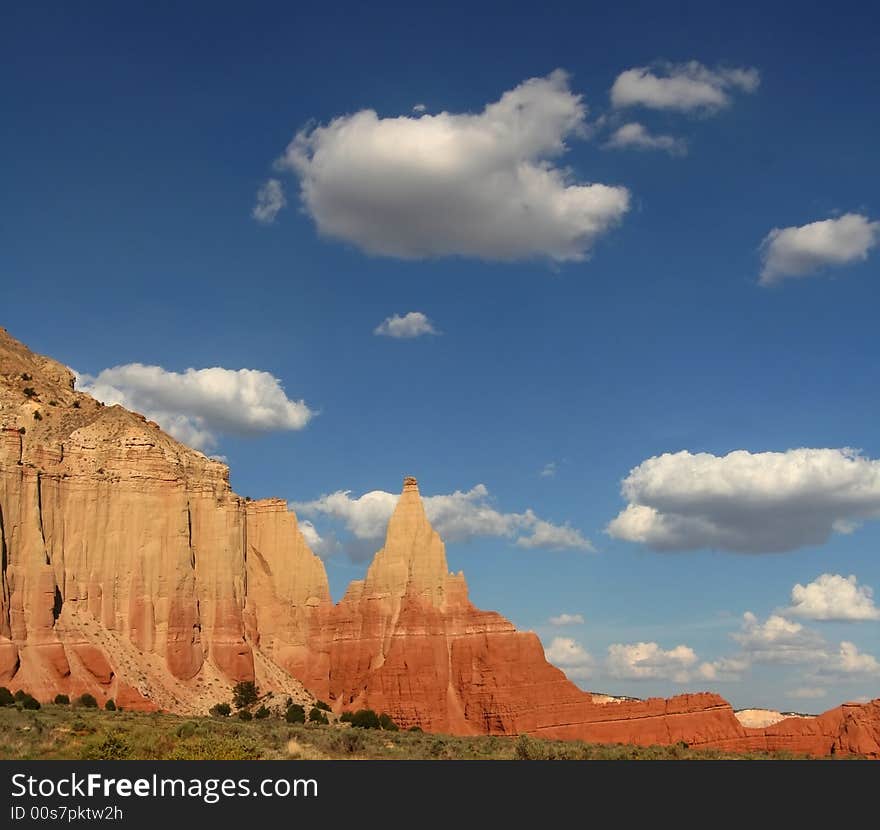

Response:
(1, 328), (877, 756)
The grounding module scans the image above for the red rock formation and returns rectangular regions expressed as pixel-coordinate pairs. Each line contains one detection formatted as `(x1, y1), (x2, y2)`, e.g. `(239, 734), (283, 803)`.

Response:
(1, 328), (877, 756)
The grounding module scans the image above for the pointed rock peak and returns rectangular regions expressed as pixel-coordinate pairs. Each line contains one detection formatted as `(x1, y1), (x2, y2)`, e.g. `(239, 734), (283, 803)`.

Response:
(363, 475), (450, 604)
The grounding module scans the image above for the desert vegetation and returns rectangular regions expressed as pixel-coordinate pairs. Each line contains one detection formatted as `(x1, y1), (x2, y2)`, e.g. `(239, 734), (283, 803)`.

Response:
(0, 695), (840, 761)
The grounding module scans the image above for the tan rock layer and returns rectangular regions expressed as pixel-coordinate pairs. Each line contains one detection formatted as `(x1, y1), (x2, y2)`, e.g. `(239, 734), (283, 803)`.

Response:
(1, 328), (877, 756)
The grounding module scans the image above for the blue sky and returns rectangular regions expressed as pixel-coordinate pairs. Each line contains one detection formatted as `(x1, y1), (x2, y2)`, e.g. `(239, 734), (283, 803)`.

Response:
(3, 1), (879, 710)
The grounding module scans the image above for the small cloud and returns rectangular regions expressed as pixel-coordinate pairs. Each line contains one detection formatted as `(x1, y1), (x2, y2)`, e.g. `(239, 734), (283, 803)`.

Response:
(412, 103), (427, 113)
(610, 61), (760, 113)
(252, 178), (287, 224)
(787, 687), (828, 700)
(515, 520), (595, 552)
(545, 636), (594, 680)
(604, 122), (687, 156)
(606, 641), (698, 682)
(540, 462), (557, 478)
(759, 213), (880, 285)
(549, 613), (585, 626)
(373, 311), (439, 339)
(786, 573), (880, 622)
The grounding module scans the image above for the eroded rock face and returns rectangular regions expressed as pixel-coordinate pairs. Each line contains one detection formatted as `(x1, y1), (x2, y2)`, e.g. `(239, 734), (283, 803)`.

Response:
(1, 328), (877, 755)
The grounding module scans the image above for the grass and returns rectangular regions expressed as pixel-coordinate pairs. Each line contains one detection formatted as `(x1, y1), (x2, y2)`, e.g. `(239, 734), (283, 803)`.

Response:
(0, 705), (839, 761)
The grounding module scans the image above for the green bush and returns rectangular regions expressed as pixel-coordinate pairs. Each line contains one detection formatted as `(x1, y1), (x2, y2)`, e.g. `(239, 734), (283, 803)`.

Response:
(332, 730), (364, 754)
(238, 710), (253, 722)
(176, 721), (198, 739)
(308, 707), (329, 724)
(379, 712), (398, 731)
(339, 711), (353, 723)
(14, 690), (27, 702)
(209, 702), (231, 718)
(408, 725), (423, 732)
(81, 732), (131, 761)
(0, 687), (14, 706)
(350, 709), (381, 729)
(254, 706), (270, 720)
(315, 700), (331, 712)
(76, 693), (98, 709)
(22, 695), (41, 710)
(54, 694), (70, 705)
(285, 704), (305, 724)
(167, 736), (260, 761)
(232, 681), (259, 710)
(105, 699), (116, 711)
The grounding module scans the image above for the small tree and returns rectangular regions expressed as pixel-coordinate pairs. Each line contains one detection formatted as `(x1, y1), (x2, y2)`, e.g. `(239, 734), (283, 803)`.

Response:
(232, 681), (258, 710)
(350, 709), (381, 729)
(238, 710), (253, 722)
(105, 699), (117, 711)
(339, 711), (353, 723)
(0, 687), (14, 706)
(77, 693), (98, 709)
(254, 706), (270, 720)
(210, 702), (231, 718)
(14, 690), (27, 702)
(22, 695), (41, 710)
(54, 694), (70, 705)
(315, 700), (332, 712)
(285, 704), (306, 724)
(308, 707), (329, 724)
(379, 712), (398, 731)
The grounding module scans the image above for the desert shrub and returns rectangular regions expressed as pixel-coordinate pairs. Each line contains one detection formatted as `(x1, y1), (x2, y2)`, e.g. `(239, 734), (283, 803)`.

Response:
(72, 400), (80, 408)
(176, 721), (198, 739)
(167, 736), (260, 761)
(408, 725), (423, 733)
(350, 709), (381, 729)
(21, 373), (32, 381)
(210, 702), (231, 718)
(0, 687), (14, 706)
(14, 690), (27, 701)
(308, 707), (328, 724)
(285, 697), (293, 707)
(23, 387), (37, 399)
(254, 705), (270, 720)
(105, 699), (116, 711)
(33, 411), (42, 421)
(238, 710), (253, 722)
(232, 681), (258, 709)
(81, 731), (131, 761)
(379, 712), (398, 731)
(285, 704), (306, 724)
(22, 695), (41, 710)
(332, 730), (364, 754)
(339, 711), (353, 723)
(54, 694), (70, 705)
(315, 700), (331, 711)
(76, 693), (98, 709)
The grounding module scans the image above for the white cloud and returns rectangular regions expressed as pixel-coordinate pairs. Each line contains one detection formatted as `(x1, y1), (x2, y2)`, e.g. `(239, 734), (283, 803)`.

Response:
(373, 311), (439, 339)
(76, 363), (314, 452)
(275, 69), (630, 262)
(607, 448), (880, 553)
(759, 213), (880, 285)
(787, 574), (880, 622)
(696, 655), (750, 682)
(412, 103), (426, 113)
(604, 122), (687, 156)
(292, 483), (593, 552)
(732, 612), (826, 664)
(545, 636), (594, 679)
(815, 641), (880, 678)
(540, 462), (557, 478)
(252, 178), (287, 224)
(606, 641), (698, 682)
(549, 613), (585, 626)
(515, 520), (595, 551)
(610, 61), (760, 112)
(788, 687), (828, 700)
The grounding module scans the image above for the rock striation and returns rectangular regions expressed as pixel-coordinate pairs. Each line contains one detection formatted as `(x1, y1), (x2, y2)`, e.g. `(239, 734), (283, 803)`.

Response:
(1, 328), (877, 755)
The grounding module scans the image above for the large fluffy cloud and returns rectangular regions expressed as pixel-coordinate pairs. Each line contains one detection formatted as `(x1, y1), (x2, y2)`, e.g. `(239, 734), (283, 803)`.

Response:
(606, 642), (698, 682)
(787, 574), (880, 622)
(275, 70), (630, 262)
(606, 448), (880, 553)
(732, 613), (826, 664)
(759, 213), (880, 285)
(604, 122), (687, 156)
(76, 363), (314, 452)
(292, 483), (593, 554)
(545, 636), (594, 680)
(610, 61), (760, 112)
(373, 311), (438, 339)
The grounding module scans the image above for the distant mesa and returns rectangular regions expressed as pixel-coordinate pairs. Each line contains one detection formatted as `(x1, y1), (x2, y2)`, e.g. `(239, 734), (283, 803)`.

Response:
(0, 327), (878, 757)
